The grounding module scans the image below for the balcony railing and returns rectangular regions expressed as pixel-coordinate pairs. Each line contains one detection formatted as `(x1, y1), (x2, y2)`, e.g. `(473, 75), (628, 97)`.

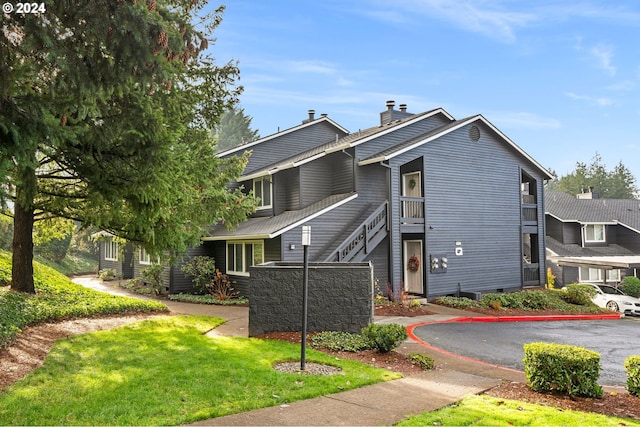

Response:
(522, 262), (540, 285)
(326, 201), (388, 263)
(401, 196), (424, 225)
(521, 204), (537, 224)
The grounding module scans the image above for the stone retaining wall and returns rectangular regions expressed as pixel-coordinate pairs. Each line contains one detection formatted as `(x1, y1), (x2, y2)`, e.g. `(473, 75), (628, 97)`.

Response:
(248, 262), (374, 336)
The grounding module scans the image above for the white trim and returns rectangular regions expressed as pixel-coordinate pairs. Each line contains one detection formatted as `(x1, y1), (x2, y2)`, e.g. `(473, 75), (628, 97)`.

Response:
(358, 115), (554, 180)
(201, 193), (358, 241)
(253, 175), (273, 210)
(139, 247), (152, 265)
(241, 109), (453, 181)
(217, 116), (348, 158)
(226, 240), (265, 276)
(104, 239), (119, 261)
(583, 223), (606, 244)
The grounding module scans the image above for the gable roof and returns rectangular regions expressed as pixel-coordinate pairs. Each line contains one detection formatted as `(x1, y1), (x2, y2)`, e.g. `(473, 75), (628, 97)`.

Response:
(545, 190), (640, 233)
(358, 115), (554, 180)
(202, 192), (358, 241)
(238, 108), (453, 181)
(216, 115), (349, 158)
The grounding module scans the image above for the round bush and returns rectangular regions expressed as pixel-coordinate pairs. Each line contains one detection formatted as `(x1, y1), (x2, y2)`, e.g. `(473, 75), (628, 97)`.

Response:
(563, 284), (597, 306)
(360, 323), (407, 353)
(621, 277), (640, 298)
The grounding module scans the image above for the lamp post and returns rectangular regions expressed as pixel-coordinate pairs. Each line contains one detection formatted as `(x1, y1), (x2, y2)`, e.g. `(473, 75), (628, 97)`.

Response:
(300, 225), (311, 371)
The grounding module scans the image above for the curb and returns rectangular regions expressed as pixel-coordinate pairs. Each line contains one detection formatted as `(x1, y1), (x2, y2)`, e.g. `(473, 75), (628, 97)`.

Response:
(438, 313), (622, 323)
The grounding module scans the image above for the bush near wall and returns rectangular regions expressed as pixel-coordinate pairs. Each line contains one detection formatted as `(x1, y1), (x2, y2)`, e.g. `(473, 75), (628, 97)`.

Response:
(621, 276), (640, 298)
(625, 355), (640, 397)
(523, 342), (603, 398)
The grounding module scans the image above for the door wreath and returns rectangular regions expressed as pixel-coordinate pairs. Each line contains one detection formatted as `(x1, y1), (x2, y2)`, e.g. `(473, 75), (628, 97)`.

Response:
(407, 255), (420, 272)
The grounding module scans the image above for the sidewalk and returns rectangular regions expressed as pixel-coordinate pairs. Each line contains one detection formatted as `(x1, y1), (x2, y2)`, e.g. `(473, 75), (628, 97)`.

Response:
(73, 276), (518, 426)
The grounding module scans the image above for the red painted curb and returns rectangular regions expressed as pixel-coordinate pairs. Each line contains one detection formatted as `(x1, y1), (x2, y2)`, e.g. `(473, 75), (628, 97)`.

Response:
(405, 312), (623, 373)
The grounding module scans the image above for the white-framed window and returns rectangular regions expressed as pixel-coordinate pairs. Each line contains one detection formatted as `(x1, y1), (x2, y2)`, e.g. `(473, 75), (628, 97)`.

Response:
(227, 240), (264, 276)
(584, 224), (605, 243)
(579, 267), (620, 283)
(104, 239), (119, 261)
(139, 247), (152, 265)
(253, 176), (272, 209)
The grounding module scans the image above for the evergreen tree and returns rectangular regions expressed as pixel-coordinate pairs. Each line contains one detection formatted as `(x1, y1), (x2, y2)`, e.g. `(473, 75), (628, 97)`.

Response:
(546, 153), (638, 199)
(1, 1), (257, 293)
(214, 106), (260, 151)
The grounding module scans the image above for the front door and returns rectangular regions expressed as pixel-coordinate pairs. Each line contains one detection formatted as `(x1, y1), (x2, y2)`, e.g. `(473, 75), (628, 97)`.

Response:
(404, 240), (423, 294)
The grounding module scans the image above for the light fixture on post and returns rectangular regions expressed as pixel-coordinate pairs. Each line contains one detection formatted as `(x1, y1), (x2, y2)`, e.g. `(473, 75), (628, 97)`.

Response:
(300, 225), (311, 371)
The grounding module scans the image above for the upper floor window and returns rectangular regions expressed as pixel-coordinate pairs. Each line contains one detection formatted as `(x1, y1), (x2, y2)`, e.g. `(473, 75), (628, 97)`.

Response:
(105, 239), (118, 261)
(227, 240), (264, 276)
(254, 176), (272, 209)
(584, 224), (605, 243)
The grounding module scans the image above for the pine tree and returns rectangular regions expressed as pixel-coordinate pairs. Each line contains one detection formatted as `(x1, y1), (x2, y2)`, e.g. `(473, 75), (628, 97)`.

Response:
(546, 153), (638, 199)
(214, 106), (260, 151)
(0, 1), (257, 293)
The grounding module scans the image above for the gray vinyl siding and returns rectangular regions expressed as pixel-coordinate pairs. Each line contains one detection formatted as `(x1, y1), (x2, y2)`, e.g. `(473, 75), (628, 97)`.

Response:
(546, 216), (564, 242)
(618, 226), (640, 252)
(300, 157), (333, 207)
(275, 169), (301, 213)
(355, 163), (389, 206)
(221, 121), (347, 176)
(389, 122), (546, 297)
(365, 235), (390, 293)
(354, 114), (452, 161)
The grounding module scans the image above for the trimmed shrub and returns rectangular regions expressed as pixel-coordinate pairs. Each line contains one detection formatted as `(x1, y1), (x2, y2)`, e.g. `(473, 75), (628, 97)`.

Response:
(625, 355), (640, 397)
(98, 268), (118, 281)
(360, 323), (407, 353)
(563, 283), (597, 306)
(407, 353), (435, 370)
(523, 342), (603, 398)
(141, 264), (164, 295)
(481, 290), (555, 310)
(621, 276), (640, 298)
(435, 296), (480, 310)
(311, 331), (370, 352)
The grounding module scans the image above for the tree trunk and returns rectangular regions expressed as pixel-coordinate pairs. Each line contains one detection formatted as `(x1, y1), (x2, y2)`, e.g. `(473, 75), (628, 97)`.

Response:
(11, 168), (36, 294)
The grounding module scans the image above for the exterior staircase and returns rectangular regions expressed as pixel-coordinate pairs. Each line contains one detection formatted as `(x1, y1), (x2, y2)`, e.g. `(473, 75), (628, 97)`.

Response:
(323, 201), (388, 263)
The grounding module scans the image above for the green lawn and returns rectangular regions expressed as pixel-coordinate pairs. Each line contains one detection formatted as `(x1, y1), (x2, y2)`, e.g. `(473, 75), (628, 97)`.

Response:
(396, 394), (640, 426)
(0, 250), (167, 348)
(0, 315), (399, 425)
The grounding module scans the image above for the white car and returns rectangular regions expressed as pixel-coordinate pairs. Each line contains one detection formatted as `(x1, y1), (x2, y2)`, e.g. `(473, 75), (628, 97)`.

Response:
(584, 283), (640, 316)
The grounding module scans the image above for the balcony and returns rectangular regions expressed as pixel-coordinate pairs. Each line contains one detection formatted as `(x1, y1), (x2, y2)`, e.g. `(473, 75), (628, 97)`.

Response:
(401, 196), (424, 223)
(522, 262), (541, 286)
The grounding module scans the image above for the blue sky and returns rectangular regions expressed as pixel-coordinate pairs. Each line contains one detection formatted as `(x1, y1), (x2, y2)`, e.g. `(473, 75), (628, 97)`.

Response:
(210, 1), (640, 184)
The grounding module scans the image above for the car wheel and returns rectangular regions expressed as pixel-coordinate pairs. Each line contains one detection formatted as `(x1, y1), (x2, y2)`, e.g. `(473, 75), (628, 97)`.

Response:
(606, 301), (620, 312)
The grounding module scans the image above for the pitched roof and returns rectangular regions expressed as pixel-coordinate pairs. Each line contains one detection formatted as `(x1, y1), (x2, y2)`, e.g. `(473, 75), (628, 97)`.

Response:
(216, 115), (349, 158)
(545, 190), (640, 233)
(239, 108), (453, 181)
(358, 115), (554, 180)
(546, 236), (636, 257)
(202, 192), (358, 241)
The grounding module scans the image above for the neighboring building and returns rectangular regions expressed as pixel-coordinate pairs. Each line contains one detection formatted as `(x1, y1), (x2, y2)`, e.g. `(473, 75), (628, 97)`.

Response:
(545, 188), (640, 286)
(99, 101), (552, 298)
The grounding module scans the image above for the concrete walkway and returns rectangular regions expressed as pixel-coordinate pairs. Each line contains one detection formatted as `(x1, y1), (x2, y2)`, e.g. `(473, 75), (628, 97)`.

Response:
(73, 276), (518, 426)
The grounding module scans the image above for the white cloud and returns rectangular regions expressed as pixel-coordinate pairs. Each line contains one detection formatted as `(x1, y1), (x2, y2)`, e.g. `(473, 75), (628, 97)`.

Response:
(491, 112), (561, 129)
(590, 43), (616, 76)
(565, 92), (613, 106)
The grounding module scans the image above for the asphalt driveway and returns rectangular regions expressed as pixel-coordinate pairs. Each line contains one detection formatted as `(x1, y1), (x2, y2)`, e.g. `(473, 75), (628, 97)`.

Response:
(411, 317), (640, 386)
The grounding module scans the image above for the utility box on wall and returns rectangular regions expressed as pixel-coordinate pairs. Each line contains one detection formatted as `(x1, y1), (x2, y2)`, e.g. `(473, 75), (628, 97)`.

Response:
(247, 262), (374, 336)
(430, 253), (448, 273)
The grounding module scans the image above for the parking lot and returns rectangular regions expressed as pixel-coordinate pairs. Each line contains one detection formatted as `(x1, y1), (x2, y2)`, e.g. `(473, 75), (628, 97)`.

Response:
(411, 317), (640, 386)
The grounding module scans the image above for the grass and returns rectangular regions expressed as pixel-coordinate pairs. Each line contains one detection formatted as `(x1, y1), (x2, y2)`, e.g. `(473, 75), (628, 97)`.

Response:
(0, 315), (399, 425)
(0, 250), (167, 348)
(33, 251), (98, 276)
(396, 394), (640, 426)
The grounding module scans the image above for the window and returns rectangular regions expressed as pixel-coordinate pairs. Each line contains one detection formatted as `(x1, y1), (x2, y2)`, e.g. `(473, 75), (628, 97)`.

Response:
(253, 176), (272, 209)
(104, 239), (119, 261)
(584, 224), (605, 243)
(139, 247), (152, 265)
(579, 267), (620, 283)
(227, 241), (264, 275)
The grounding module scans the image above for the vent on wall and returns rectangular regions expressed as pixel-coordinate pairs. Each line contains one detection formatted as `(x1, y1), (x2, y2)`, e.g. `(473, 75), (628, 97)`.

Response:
(469, 125), (480, 142)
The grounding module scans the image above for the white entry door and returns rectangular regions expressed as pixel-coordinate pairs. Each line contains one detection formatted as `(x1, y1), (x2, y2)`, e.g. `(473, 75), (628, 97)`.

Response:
(404, 240), (423, 294)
